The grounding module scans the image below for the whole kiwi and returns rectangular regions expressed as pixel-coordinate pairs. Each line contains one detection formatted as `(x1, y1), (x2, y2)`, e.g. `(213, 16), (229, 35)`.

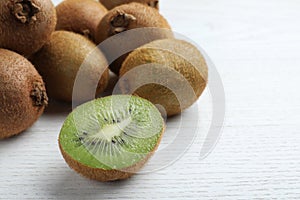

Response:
(0, 0), (56, 57)
(99, 0), (159, 10)
(30, 31), (109, 103)
(0, 49), (48, 139)
(56, 0), (107, 42)
(119, 39), (208, 116)
(95, 3), (172, 75)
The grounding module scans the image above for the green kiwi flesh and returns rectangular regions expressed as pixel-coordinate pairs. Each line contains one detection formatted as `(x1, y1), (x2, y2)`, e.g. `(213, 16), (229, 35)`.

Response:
(59, 95), (165, 181)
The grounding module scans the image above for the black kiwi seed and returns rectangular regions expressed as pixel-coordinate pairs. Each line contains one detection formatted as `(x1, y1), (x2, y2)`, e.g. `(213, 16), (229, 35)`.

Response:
(120, 138), (126, 144)
(114, 137), (125, 145)
(83, 132), (88, 136)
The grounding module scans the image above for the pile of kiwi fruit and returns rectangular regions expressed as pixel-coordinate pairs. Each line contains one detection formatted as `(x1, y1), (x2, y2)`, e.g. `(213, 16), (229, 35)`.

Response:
(0, 0), (208, 181)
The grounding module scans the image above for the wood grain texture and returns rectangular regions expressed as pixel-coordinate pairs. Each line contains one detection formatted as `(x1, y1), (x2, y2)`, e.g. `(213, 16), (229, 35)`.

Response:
(1, 0), (300, 199)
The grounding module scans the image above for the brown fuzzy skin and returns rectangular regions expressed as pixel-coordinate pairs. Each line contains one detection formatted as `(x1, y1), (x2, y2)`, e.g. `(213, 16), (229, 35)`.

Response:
(56, 0), (107, 42)
(99, 0), (159, 10)
(30, 31), (109, 103)
(95, 3), (172, 75)
(0, 0), (56, 57)
(119, 39), (208, 116)
(59, 126), (165, 182)
(0, 49), (48, 139)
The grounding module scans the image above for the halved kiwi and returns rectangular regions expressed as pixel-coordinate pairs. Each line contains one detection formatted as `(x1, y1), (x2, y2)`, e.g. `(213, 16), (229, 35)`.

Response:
(95, 3), (172, 75)
(0, 49), (48, 139)
(119, 39), (208, 116)
(99, 0), (159, 10)
(56, 0), (107, 42)
(59, 95), (165, 181)
(0, 0), (56, 56)
(30, 31), (109, 103)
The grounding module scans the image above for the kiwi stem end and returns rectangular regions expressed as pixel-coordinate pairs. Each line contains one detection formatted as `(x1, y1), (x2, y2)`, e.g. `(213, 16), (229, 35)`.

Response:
(110, 12), (136, 34)
(10, 0), (41, 23)
(30, 81), (48, 107)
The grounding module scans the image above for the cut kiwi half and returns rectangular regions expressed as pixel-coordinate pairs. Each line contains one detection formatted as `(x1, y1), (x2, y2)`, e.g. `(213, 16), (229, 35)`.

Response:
(59, 95), (165, 181)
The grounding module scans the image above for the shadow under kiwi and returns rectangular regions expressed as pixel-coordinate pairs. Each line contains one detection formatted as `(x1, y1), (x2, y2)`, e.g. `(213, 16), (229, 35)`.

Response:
(44, 71), (119, 116)
(43, 165), (136, 200)
(0, 128), (31, 154)
(98, 70), (119, 98)
(0, 118), (56, 157)
(43, 99), (73, 115)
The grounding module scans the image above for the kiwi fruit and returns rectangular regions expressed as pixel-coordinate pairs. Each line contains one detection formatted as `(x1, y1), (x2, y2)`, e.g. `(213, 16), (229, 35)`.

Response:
(99, 0), (159, 10)
(95, 3), (172, 75)
(0, 49), (48, 139)
(0, 0), (56, 57)
(59, 95), (165, 181)
(56, 0), (107, 42)
(119, 39), (208, 116)
(30, 31), (109, 103)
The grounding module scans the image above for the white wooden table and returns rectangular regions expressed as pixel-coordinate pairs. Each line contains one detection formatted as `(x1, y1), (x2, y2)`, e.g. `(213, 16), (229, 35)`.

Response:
(1, 0), (300, 199)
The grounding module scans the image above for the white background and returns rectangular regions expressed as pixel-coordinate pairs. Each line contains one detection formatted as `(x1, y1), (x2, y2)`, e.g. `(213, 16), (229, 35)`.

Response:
(1, 0), (300, 199)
